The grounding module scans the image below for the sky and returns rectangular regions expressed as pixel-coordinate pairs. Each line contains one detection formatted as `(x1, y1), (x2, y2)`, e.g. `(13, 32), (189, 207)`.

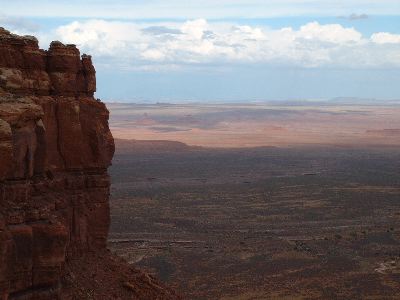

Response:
(1, 0), (400, 102)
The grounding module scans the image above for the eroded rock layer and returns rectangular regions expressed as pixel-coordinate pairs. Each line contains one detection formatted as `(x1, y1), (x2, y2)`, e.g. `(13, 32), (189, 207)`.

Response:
(0, 27), (115, 299)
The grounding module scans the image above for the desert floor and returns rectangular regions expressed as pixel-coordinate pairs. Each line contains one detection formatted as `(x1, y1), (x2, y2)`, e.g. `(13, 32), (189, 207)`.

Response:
(108, 102), (400, 299)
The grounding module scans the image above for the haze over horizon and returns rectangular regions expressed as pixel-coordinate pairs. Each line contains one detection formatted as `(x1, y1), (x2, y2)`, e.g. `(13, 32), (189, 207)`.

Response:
(1, 0), (400, 102)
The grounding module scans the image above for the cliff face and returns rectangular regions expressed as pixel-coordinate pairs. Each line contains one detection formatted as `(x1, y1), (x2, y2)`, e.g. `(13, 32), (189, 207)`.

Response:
(0, 27), (114, 299)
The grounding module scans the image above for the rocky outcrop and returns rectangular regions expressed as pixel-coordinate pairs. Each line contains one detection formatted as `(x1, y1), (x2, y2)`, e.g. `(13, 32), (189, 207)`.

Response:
(0, 27), (114, 299)
(0, 28), (158, 299)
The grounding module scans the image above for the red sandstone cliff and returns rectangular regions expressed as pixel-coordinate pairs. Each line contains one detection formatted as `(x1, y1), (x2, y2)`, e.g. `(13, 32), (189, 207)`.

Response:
(0, 28), (179, 300)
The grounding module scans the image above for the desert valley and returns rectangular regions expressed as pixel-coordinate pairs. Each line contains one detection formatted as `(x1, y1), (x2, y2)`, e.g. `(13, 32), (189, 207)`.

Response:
(1, 1), (400, 298)
(107, 103), (400, 299)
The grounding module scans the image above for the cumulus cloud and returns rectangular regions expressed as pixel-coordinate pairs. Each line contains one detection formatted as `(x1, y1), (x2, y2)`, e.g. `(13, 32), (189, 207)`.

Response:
(371, 32), (400, 44)
(142, 26), (182, 36)
(51, 19), (400, 70)
(297, 22), (362, 43)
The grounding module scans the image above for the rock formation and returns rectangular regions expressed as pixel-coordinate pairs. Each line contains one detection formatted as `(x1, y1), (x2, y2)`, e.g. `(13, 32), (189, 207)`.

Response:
(0, 28), (178, 299)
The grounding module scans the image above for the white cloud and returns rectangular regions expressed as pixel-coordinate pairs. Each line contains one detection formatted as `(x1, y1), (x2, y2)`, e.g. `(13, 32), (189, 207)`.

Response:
(49, 19), (400, 70)
(141, 49), (166, 61)
(371, 32), (400, 44)
(55, 20), (142, 56)
(297, 22), (362, 44)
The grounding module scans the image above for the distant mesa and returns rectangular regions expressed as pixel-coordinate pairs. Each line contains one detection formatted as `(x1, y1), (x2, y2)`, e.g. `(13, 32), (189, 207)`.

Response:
(115, 138), (201, 153)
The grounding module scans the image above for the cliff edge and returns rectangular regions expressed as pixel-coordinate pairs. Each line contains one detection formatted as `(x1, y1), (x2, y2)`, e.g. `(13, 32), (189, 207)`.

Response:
(0, 28), (179, 299)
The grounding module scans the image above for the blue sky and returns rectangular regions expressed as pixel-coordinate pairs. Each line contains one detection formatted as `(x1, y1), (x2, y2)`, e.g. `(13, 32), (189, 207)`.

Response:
(1, 0), (400, 102)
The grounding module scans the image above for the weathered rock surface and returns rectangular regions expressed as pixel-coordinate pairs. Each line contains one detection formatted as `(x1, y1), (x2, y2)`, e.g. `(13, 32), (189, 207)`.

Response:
(0, 28), (179, 299)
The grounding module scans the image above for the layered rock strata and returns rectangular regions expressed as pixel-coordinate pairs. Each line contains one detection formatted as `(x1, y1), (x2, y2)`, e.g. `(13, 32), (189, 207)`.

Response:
(0, 27), (115, 299)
